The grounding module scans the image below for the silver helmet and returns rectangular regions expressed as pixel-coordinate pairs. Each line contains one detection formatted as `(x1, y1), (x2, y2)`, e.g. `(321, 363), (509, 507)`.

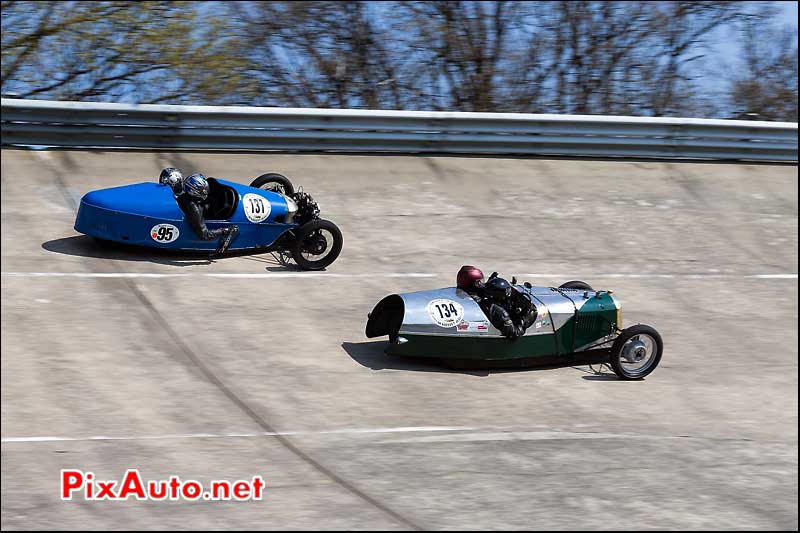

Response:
(159, 167), (183, 189)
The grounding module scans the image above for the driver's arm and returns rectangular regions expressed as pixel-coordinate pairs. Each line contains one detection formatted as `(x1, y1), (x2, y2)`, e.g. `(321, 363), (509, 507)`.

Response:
(488, 304), (526, 340)
(181, 199), (225, 240)
(511, 294), (538, 330)
(515, 307), (538, 331)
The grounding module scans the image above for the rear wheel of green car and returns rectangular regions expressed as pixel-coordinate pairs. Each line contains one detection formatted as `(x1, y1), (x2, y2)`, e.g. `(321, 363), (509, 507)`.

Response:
(559, 280), (593, 290)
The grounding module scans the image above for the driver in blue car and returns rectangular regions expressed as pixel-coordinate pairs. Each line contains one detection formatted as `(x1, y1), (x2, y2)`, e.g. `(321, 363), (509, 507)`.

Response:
(456, 265), (537, 340)
(177, 173), (239, 255)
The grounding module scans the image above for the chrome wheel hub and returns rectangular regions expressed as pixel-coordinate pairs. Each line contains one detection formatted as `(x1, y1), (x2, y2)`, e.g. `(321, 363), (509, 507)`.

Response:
(622, 339), (647, 363)
(619, 334), (658, 376)
(301, 229), (333, 261)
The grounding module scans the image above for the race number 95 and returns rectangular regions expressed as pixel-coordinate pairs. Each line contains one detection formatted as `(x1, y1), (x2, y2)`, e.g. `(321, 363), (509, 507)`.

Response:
(150, 223), (180, 243)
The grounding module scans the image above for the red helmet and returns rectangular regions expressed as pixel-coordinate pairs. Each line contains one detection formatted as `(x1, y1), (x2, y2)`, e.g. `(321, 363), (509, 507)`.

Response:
(457, 265), (484, 291)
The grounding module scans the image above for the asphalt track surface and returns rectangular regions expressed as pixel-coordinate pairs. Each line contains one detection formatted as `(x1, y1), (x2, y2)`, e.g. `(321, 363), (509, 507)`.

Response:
(1, 149), (797, 530)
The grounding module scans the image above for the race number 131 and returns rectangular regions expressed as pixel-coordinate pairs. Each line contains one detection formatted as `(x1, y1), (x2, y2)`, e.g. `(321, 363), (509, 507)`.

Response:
(243, 193), (271, 222)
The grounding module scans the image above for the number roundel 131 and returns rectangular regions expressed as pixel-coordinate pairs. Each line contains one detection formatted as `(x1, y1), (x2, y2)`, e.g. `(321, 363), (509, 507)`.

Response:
(427, 299), (465, 328)
(243, 193), (271, 223)
(150, 223), (180, 243)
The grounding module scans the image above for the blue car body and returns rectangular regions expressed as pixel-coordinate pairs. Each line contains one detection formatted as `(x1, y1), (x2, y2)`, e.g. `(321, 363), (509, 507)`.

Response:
(74, 177), (298, 251)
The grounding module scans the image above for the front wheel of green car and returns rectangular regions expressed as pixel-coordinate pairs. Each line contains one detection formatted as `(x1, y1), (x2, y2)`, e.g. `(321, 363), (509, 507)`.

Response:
(609, 324), (663, 380)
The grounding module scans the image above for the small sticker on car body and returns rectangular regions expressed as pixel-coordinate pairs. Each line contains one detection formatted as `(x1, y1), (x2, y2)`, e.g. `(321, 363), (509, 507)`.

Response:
(456, 320), (490, 332)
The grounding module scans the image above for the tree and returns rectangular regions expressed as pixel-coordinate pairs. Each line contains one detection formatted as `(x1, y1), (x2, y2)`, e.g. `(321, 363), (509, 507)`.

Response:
(729, 19), (798, 121)
(233, 1), (404, 108)
(529, 1), (654, 115)
(2, 0), (796, 121)
(638, 1), (748, 116)
(1, 1), (255, 104)
(391, 1), (519, 111)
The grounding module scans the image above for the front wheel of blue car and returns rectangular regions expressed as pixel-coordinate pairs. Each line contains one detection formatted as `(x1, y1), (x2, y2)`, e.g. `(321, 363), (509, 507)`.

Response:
(609, 324), (663, 380)
(291, 219), (343, 271)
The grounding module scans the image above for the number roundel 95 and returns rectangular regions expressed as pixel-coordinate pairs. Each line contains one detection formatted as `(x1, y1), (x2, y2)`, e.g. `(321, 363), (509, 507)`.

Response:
(427, 299), (465, 328)
(243, 193), (271, 223)
(150, 223), (180, 243)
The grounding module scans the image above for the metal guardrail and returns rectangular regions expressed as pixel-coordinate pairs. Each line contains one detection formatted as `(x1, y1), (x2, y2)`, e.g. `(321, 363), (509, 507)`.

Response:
(2, 98), (797, 161)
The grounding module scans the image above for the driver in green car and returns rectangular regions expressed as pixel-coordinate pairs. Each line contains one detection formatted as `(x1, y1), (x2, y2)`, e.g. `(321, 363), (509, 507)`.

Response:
(456, 266), (537, 340)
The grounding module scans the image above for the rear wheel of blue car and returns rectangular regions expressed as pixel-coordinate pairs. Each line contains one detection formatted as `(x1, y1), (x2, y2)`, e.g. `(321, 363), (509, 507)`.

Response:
(250, 173), (294, 196)
(609, 324), (663, 380)
(291, 219), (343, 270)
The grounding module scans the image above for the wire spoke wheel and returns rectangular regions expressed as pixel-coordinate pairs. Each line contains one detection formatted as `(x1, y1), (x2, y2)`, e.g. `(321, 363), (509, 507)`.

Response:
(250, 173), (295, 196)
(265, 183), (286, 194)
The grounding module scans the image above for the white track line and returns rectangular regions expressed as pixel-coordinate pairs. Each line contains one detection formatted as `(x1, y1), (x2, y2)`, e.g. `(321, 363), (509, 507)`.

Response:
(0, 272), (436, 279)
(1, 426), (477, 444)
(381, 431), (666, 444)
(524, 273), (798, 280)
(2, 427), (732, 445)
(2, 272), (796, 280)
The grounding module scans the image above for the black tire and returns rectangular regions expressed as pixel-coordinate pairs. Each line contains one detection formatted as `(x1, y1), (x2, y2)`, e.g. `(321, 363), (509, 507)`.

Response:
(291, 219), (343, 271)
(250, 173), (294, 196)
(559, 280), (593, 290)
(609, 324), (663, 380)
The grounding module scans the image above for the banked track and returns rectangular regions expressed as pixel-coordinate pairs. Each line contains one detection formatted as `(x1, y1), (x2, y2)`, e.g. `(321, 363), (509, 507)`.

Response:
(1, 149), (797, 530)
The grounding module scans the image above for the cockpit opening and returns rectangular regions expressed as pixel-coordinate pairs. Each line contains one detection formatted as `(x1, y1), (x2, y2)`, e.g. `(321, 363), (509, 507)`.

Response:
(204, 178), (239, 220)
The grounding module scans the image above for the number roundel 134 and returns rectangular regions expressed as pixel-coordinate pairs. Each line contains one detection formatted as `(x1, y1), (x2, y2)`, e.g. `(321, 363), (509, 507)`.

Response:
(243, 193), (271, 223)
(427, 299), (465, 328)
(150, 223), (179, 243)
